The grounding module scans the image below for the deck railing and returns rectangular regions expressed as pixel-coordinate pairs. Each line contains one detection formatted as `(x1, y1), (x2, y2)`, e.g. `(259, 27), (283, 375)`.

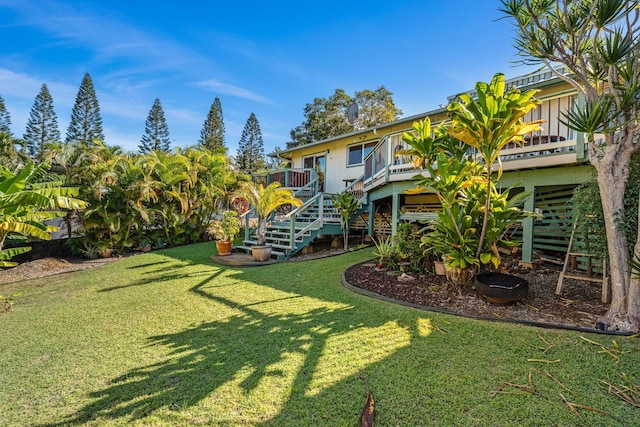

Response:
(253, 168), (317, 191)
(364, 127), (585, 191)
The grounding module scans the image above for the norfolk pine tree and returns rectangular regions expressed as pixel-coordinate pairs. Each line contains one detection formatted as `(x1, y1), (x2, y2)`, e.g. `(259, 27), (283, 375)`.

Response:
(236, 112), (266, 174)
(23, 83), (61, 159)
(0, 94), (12, 135)
(0, 97), (27, 165)
(139, 98), (171, 153)
(501, 0), (640, 332)
(66, 73), (105, 146)
(199, 97), (226, 153)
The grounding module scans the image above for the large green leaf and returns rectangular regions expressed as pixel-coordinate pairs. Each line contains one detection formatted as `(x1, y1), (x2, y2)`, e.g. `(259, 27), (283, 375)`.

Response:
(0, 245), (32, 261)
(0, 221), (53, 240)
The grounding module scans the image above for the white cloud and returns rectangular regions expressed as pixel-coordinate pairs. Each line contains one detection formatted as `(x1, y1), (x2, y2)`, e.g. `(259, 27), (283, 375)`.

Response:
(0, 68), (45, 98)
(1, 1), (219, 76)
(196, 79), (272, 104)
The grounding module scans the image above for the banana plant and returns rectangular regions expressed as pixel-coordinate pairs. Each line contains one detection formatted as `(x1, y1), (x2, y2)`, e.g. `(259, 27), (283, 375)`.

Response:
(0, 163), (86, 266)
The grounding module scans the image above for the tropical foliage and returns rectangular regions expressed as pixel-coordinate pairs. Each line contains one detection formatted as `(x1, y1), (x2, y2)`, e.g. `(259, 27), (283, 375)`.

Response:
(371, 234), (394, 268)
(75, 147), (232, 253)
(0, 74), (243, 263)
(447, 72), (542, 260)
(372, 223), (428, 272)
(400, 74), (542, 284)
(0, 163), (86, 266)
(208, 210), (241, 242)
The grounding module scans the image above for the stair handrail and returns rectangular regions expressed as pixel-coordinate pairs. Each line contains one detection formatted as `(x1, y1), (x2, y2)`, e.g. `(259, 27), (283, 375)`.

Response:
(284, 191), (318, 218)
(279, 191), (326, 248)
(293, 177), (318, 199)
(292, 193), (326, 243)
(240, 208), (257, 243)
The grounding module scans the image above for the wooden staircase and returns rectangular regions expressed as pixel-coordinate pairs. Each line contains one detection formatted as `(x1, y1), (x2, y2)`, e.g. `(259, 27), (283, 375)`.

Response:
(237, 192), (343, 259)
(237, 174), (366, 260)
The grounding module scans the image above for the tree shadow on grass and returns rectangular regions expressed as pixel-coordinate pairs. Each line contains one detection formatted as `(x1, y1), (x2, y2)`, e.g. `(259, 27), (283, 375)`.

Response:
(41, 263), (418, 426)
(42, 245), (636, 426)
(99, 258), (213, 293)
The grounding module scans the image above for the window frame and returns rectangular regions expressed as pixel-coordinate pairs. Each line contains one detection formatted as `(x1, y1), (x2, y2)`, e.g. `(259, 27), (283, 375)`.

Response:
(347, 140), (377, 167)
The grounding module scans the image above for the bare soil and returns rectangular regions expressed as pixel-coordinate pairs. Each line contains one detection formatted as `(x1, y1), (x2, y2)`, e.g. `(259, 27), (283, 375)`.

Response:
(344, 256), (609, 331)
(0, 256), (124, 285)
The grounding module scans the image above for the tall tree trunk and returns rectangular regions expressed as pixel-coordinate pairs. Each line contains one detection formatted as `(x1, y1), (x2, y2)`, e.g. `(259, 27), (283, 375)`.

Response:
(629, 195), (640, 325)
(593, 146), (639, 332)
(343, 227), (348, 250)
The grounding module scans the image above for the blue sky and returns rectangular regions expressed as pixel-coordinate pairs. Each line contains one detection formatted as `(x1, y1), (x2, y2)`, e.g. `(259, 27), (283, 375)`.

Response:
(0, 0), (536, 155)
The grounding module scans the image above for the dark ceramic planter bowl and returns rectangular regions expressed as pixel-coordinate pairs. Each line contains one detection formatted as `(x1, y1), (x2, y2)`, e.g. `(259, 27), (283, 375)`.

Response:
(475, 273), (529, 305)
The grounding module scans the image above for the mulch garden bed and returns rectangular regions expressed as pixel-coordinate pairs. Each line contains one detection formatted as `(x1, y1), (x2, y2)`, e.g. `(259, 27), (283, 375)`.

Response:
(344, 255), (609, 331)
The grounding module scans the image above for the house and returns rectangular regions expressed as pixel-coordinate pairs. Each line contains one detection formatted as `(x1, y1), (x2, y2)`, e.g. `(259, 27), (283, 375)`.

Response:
(247, 68), (594, 264)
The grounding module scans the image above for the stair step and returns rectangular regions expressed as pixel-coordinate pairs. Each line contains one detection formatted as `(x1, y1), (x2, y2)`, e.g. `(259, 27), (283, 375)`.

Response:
(271, 221), (317, 227)
(267, 231), (311, 239)
(266, 239), (294, 245)
(270, 243), (296, 250)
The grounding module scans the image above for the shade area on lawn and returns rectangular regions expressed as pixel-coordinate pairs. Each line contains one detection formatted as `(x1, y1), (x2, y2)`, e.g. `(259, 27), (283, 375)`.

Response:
(0, 242), (638, 426)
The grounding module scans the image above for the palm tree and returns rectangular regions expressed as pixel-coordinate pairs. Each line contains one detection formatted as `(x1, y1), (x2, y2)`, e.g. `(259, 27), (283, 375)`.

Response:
(234, 181), (302, 247)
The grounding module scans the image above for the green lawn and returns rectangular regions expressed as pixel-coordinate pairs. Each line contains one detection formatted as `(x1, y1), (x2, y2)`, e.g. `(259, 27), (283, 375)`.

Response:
(0, 242), (638, 426)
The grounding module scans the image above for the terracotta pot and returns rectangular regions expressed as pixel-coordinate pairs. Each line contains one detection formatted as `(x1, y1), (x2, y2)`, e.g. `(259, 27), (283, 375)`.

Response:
(216, 240), (232, 256)
(99, 249), (112, 258)
(251, 245), (272, 262)
(434, 261), (446, 276)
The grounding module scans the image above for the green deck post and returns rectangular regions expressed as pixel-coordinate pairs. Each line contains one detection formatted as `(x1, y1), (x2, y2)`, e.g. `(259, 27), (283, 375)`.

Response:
(391, 191), (399, 236)
(244, 212), (250, 242)
(521, 184), (536, 265)
(367, 200), (375, 237)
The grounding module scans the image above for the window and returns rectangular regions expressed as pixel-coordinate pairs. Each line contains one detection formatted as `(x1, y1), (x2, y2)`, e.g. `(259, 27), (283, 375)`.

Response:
(347, 141), (377, 166)
(302, 153), (326, 191)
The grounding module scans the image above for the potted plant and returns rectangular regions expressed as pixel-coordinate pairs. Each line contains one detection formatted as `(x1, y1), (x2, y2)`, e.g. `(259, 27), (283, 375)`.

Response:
(210, 210), (240, 256)
(233, 181), (302, 261)
(137, 237), (152, 252)
(96, 240), (113, 258)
